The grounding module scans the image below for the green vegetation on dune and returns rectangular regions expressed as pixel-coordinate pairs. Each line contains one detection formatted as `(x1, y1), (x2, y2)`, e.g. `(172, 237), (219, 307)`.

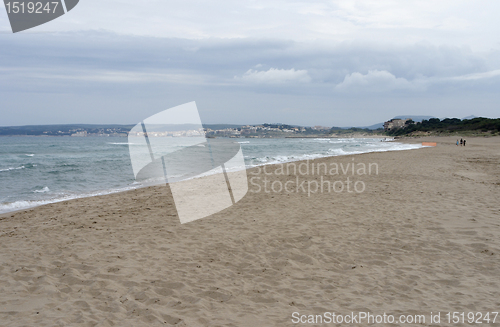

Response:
(387, 117), (500, 136)
(330, 127), (383, 135)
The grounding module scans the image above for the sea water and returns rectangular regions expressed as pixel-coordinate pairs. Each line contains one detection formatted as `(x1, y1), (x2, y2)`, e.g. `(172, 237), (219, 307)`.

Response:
(0, 136), (421, 213)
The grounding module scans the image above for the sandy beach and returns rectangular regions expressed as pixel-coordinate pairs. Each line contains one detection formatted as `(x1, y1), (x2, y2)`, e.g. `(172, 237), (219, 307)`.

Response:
(1, 136), (499, 326)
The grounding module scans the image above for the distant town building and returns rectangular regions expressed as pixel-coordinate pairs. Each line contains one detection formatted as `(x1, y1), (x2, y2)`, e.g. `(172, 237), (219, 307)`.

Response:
(71, 131), (87, 137)
(312, 126), (330, 130)
(384, 118), (412, 131)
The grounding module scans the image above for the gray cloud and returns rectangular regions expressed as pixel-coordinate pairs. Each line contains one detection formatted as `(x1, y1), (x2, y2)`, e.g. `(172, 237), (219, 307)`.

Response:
(236, 68), (311, 84)
(1, 29), (500, 126)
(1, 33), (496, 83)
(335, 70), (419, 92)
(2, 1), (499, 49)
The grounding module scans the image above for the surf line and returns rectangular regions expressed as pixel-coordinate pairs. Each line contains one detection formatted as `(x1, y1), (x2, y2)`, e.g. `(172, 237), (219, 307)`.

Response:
(250, 158), (379, 177)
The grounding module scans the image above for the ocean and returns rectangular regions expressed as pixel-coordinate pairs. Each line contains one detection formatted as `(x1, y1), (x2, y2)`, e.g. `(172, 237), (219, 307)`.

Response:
(0, 136), (422, 213)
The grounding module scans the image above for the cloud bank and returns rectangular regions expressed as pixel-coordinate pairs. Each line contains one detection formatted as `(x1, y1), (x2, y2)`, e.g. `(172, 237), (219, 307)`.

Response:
(238, 68), (311, 84)
(335, 70), (418, 92)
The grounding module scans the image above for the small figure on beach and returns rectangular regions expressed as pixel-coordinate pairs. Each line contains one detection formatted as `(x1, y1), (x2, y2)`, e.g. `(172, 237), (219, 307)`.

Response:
(456, 140), (459, 146)
(463, 139), (466, 146)
(460, 138), (463, 146)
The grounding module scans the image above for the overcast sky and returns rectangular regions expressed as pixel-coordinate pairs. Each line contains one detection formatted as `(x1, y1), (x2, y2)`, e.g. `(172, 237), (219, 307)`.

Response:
(1, 0), (500, 127)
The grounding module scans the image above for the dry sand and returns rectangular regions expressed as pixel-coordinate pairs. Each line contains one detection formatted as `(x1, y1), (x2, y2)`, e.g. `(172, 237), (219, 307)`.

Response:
(1, 136), (499, 326)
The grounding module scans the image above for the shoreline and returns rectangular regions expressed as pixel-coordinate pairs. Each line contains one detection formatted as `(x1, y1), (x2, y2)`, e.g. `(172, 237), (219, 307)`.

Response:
(0, 135), (489, 216)
(1, 137), (417, 215)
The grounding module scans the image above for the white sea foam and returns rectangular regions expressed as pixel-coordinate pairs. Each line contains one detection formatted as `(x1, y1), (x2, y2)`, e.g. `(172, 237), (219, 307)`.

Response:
(0, 166), (25, 172)
(25, 154), (35, 157)
(328, 148), (349, 155)
(33, 186), (50, 193)
(246, 142), (423, 167)
(0, 200), (54, 213)
(0, 186), (138, 214)
(108, 142), (136, 145)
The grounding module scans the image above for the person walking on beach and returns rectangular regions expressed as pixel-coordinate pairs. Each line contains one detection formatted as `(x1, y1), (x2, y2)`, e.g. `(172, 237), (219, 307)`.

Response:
(463, 139), (466, 146)
(460, 138), (463, 146)
(457, 140), (459, 146)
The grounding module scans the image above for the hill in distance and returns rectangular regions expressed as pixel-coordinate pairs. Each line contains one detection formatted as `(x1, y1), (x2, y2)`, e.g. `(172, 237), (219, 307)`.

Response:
(360, 115), (436, 130)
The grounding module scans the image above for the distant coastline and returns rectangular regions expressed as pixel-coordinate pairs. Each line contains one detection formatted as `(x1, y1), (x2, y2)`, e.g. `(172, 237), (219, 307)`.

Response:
(0, 134), (128, 137)
(0, 123), (383, 138)
(2, 117), (498, 139)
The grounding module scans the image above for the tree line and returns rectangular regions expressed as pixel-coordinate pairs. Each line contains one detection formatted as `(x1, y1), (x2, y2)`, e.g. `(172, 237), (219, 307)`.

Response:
(387, 117), (500, 136)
